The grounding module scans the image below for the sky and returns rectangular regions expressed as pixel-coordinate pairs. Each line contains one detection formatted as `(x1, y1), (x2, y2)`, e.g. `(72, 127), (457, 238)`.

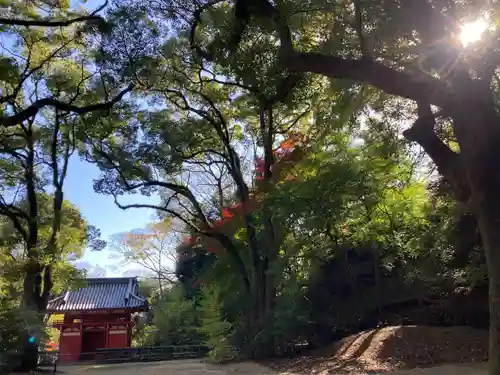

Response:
(62, 0), (159, 277)
(64, 157), (158, 277)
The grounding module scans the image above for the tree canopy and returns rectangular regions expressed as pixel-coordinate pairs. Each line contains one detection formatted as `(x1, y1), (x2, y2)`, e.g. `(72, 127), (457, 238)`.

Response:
(3, 0), (500, 373)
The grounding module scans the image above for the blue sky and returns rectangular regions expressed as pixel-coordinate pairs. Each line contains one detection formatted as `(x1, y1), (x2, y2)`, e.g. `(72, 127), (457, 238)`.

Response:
(64, 0), (159, 276)
(3, 0), (167, 277)
(65, 157), (158, 276)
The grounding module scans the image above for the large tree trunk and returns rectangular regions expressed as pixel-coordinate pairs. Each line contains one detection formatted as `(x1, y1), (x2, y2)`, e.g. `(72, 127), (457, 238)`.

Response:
(461, 102), (500, 375)
(17, 264), (51, 371)
(404, 93), (500, 374)
(469, 152), (500, 375)
(477, 203), (500, 375)
(17, 283), (41, 371)
(17, 342), (38, 372)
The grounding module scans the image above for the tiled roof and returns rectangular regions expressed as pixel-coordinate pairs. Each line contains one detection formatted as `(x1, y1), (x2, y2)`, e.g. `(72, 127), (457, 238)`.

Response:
(47, 277), (148, 312)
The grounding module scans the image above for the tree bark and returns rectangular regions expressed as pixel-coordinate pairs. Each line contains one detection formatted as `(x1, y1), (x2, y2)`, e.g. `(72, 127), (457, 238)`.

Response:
(17, 341), (39, 372)
(476, 197), (500, 375)
(457, 97), (500, 375)
(260, 107), (278, 318)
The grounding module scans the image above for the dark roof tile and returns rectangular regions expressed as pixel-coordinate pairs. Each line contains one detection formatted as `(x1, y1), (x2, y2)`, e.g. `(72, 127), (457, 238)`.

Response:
(47, 277), (148, 312)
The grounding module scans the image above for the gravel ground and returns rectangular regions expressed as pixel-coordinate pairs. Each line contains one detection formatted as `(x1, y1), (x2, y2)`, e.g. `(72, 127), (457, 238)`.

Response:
(57, 360), (274, 375)
(55, 360), (487, 375)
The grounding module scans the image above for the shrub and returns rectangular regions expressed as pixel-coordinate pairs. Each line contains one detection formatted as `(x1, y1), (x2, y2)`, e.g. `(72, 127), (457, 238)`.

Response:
(198, 285), (238, 362)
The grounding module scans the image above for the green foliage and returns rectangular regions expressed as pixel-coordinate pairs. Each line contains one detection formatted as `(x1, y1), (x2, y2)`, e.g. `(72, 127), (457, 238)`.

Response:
(0, 195), (96, 370)
(145, 286), (204, 347)
(246, 275), (311, 358)
(92, 0), (492, 359)
(198, 285), (237, 363)
(1, 0), (494, 368)
(0, 297), (45, 372)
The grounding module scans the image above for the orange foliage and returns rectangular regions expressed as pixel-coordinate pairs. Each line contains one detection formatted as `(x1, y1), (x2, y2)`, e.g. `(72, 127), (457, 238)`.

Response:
(279, 139), (295, 150)
(222, 207), (233, 219)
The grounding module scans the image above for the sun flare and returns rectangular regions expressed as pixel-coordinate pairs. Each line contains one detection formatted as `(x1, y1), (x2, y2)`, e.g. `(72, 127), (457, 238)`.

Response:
(459, 19), (488, 46)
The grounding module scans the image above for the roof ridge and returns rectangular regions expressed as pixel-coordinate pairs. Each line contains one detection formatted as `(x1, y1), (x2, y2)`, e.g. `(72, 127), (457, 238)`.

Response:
(46, 277), (147, 312)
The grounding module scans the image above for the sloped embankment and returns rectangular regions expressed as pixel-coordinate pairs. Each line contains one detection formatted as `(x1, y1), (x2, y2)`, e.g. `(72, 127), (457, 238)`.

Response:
(267, 325), (488, 374)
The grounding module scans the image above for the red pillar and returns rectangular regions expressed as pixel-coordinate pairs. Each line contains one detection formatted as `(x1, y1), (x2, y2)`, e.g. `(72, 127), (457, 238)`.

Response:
(59, 327), (82, 363)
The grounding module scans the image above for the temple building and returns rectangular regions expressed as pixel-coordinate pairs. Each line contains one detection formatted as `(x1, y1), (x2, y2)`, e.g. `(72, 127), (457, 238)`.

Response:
(47, 277), (148, 362)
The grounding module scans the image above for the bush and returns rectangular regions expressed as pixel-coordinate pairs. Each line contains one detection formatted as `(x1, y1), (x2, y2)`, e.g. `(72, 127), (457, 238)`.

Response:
(0, 299), (44, 373)
(146, 286), (204, 346)
(242, 277), (311, 358)
(198, 285), (238, 362)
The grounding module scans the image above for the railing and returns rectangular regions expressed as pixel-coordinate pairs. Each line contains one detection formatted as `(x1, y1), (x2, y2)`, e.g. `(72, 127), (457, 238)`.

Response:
(38, 345), (208, 366)
(93, 345), (208, 363)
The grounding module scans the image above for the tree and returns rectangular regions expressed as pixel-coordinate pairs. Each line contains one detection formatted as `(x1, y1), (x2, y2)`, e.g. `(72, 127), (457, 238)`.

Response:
(0, 195), (97, 371)
(0, 0), (133, 129)
(0, 0), (107, 28)
(86, 0), (343, 340)
(198, 284), (236, 362)
(185, 1), (500, 373)
(0, 3), (118, 368)
(31, 0), (490, 367)
(110, 220), (177, 294)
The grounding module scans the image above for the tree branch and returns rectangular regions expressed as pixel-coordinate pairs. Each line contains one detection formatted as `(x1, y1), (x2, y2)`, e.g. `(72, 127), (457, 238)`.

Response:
(403, 103), (469, 202)
(286, 52), (456, 111)
(276, 103), (311, 134)
(0, 204), (29, 242)
(189, 0), (224, 60)
(0, 1), (108, 27)
(353, 0), (370, 59)
(0, 84), (134, 127)
(113, 196), (251, 291)
(40, 265), (53, 310)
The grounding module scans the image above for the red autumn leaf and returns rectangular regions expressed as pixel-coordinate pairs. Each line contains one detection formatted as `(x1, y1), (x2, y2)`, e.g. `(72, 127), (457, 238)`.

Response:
(222, 207), (233, 219)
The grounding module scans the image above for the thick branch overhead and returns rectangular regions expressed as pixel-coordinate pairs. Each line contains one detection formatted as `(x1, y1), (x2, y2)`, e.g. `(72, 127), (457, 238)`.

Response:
(286, 52), (456, 112)
(0, 84), (134, 127)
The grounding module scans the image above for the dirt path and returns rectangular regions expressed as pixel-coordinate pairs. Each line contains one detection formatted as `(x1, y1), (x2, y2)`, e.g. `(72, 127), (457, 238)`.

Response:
(388, 364), (486, 375)
(58, 360), (488, 375)
(59, 360), (275, 375)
